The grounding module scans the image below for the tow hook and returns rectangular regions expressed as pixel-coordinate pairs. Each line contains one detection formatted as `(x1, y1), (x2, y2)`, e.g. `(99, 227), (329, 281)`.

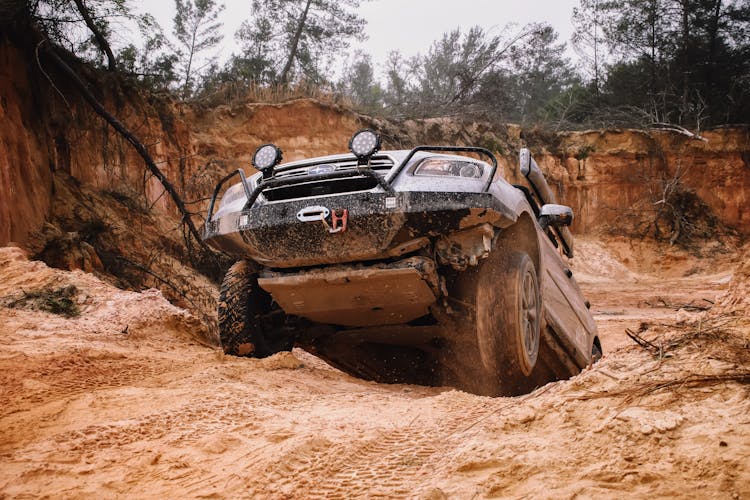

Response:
(325, 209), (348, 233)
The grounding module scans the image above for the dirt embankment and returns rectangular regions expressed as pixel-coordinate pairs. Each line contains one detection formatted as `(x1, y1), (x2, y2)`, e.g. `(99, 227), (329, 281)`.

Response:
(2, 40), (749, 253)
(0, 241), (748, 498)
(541, 128), (750, 236)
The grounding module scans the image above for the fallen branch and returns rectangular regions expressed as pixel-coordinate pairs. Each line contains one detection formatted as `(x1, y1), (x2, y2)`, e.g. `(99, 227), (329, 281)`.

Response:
(641, 372), (750, 395)
(571, 371), (750, 404)
(649, 123), (708, 142)
(625, 328), (660, 353)
(114, 256), (195, 308)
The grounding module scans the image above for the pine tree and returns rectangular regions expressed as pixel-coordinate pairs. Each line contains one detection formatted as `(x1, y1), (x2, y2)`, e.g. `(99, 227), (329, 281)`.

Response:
(173, 0), (225, 98)
(339, 51), (383, 111)
(237, 0), (366, 85)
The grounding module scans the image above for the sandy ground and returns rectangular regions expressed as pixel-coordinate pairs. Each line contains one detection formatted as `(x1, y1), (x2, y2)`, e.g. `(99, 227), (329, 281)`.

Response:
(0, 241), (748, 499)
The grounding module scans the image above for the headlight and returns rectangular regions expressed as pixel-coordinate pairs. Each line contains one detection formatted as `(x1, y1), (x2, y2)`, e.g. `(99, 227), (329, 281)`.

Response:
(413, 158), (484, 178)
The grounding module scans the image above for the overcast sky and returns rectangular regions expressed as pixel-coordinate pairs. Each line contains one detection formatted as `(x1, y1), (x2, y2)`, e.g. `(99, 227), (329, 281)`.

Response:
(143, 0), (582, 73)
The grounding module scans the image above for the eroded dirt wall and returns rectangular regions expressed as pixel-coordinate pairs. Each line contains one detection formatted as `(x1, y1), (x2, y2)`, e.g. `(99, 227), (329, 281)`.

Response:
(1, 36), (748, 248)
(0, 39), (369, 247)
(0, 41), (202, 247)
(0, 43), (53, 245)
(545, 128), (750, 235)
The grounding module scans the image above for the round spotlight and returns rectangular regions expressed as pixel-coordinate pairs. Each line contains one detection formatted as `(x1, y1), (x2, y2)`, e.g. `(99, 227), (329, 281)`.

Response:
(349, 129), (381, 160)
(252, 144), (282, 177)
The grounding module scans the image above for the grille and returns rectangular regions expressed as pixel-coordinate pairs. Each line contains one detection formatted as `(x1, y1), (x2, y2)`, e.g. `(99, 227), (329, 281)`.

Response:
(263, 155), (394, 201)
(273, 155), (394, 179)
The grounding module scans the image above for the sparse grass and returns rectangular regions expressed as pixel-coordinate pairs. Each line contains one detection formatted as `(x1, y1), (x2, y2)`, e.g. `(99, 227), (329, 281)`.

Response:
(574, 144), (595, 161)
(196, 81), (349, 109)
(102, 188), (149, 215)
(5, 285), (81, 318)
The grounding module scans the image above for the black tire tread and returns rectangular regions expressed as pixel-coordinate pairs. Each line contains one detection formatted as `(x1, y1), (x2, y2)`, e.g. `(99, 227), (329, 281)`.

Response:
(218, 260), (288, 357)
(218, 261), (255, 356)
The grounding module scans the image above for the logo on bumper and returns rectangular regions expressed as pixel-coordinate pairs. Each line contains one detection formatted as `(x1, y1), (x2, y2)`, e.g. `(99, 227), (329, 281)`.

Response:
(296, 205), (348, 233)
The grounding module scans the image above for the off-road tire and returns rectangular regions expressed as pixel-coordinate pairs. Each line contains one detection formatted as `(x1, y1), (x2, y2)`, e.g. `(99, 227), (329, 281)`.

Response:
(218, 260), (290, 357)
(475, 251), (541, 395)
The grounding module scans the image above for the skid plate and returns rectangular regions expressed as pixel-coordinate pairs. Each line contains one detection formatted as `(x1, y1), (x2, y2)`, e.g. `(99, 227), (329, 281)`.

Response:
(258, 258), (438, 327)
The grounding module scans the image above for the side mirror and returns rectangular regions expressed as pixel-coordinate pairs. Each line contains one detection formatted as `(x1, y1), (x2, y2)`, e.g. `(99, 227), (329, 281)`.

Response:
(519, 148), (531, 176)
(539, 204), (573, 230)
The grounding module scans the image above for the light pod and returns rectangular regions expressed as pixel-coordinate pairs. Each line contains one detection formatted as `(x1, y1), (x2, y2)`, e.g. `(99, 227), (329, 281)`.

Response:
(253, 144), (283, 178)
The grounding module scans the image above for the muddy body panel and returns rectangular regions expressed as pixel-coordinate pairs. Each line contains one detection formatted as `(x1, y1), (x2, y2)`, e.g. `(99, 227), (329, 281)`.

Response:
(204, 191), (518, 268)
(536, 225), (597, 370)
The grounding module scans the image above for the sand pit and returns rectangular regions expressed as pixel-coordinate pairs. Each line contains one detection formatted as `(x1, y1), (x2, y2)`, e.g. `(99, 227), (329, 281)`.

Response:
(0, 242), (748, 498)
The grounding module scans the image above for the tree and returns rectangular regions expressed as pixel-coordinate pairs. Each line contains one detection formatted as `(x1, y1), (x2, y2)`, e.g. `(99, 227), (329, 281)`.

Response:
(575, 0), (750, 126)
(414, 26), (501, 112)
(21, 0), (180, 89)
(572, 0), (606, 98)
(71, 0), (117, 70)
(338, 51), (383, 111)
(224, 13), (278, 84)
(382, 51), (412, 116)
(402, 24), (544, 118)
(29, 0), (132, 68)
(471, 25), (578, 124)
(505, 25), (579, 122)
(237, 0), (367, 85)
(173, 0), (225, 98)
(118, 14), (180, 91)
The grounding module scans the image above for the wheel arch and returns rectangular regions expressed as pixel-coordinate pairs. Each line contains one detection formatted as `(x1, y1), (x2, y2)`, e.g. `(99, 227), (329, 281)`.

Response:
(494, 211), (541, 281)
(592, 335), (603, 360)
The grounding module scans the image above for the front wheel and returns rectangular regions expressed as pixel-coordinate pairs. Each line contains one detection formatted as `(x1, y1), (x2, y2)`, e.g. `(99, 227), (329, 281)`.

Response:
(217, 260), (292, 357)
(475, 251), (541, 395)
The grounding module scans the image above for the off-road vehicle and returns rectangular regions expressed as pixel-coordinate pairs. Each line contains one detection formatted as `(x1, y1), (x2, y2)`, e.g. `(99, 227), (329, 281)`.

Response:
(204, 129), (600, 396)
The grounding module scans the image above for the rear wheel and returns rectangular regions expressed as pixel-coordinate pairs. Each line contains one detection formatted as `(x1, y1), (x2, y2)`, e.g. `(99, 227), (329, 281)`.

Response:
(218, 260), (292, 357)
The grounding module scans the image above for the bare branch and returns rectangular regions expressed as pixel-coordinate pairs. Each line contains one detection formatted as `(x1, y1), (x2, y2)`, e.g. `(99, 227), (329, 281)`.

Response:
(71, 0), (117, 71)
(649, 123), (708, 142)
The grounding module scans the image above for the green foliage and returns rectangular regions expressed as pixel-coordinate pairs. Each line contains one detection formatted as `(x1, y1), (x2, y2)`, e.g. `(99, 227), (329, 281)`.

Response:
(5, 285), (81, 318)
(31, 0), (130, 67)
(25, 0), (749, 129)
(28, 0), (180, 91)
(368, 23), (578, 124)
(382, 51), (410, 116)
(338, 51), (383, 112)
(236, 0), (367, 85)
(173, 0), (225, 98)
(571, 0), (606, 97)
(410, 26), (502, 115)
(494, 25), (579, 123)
(118, 13), (180, 91)
(573, 0), (750, 127)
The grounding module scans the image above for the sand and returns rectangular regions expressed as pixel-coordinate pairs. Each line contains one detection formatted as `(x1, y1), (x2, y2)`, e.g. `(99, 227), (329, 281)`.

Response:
(0, 242), (748, 499)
